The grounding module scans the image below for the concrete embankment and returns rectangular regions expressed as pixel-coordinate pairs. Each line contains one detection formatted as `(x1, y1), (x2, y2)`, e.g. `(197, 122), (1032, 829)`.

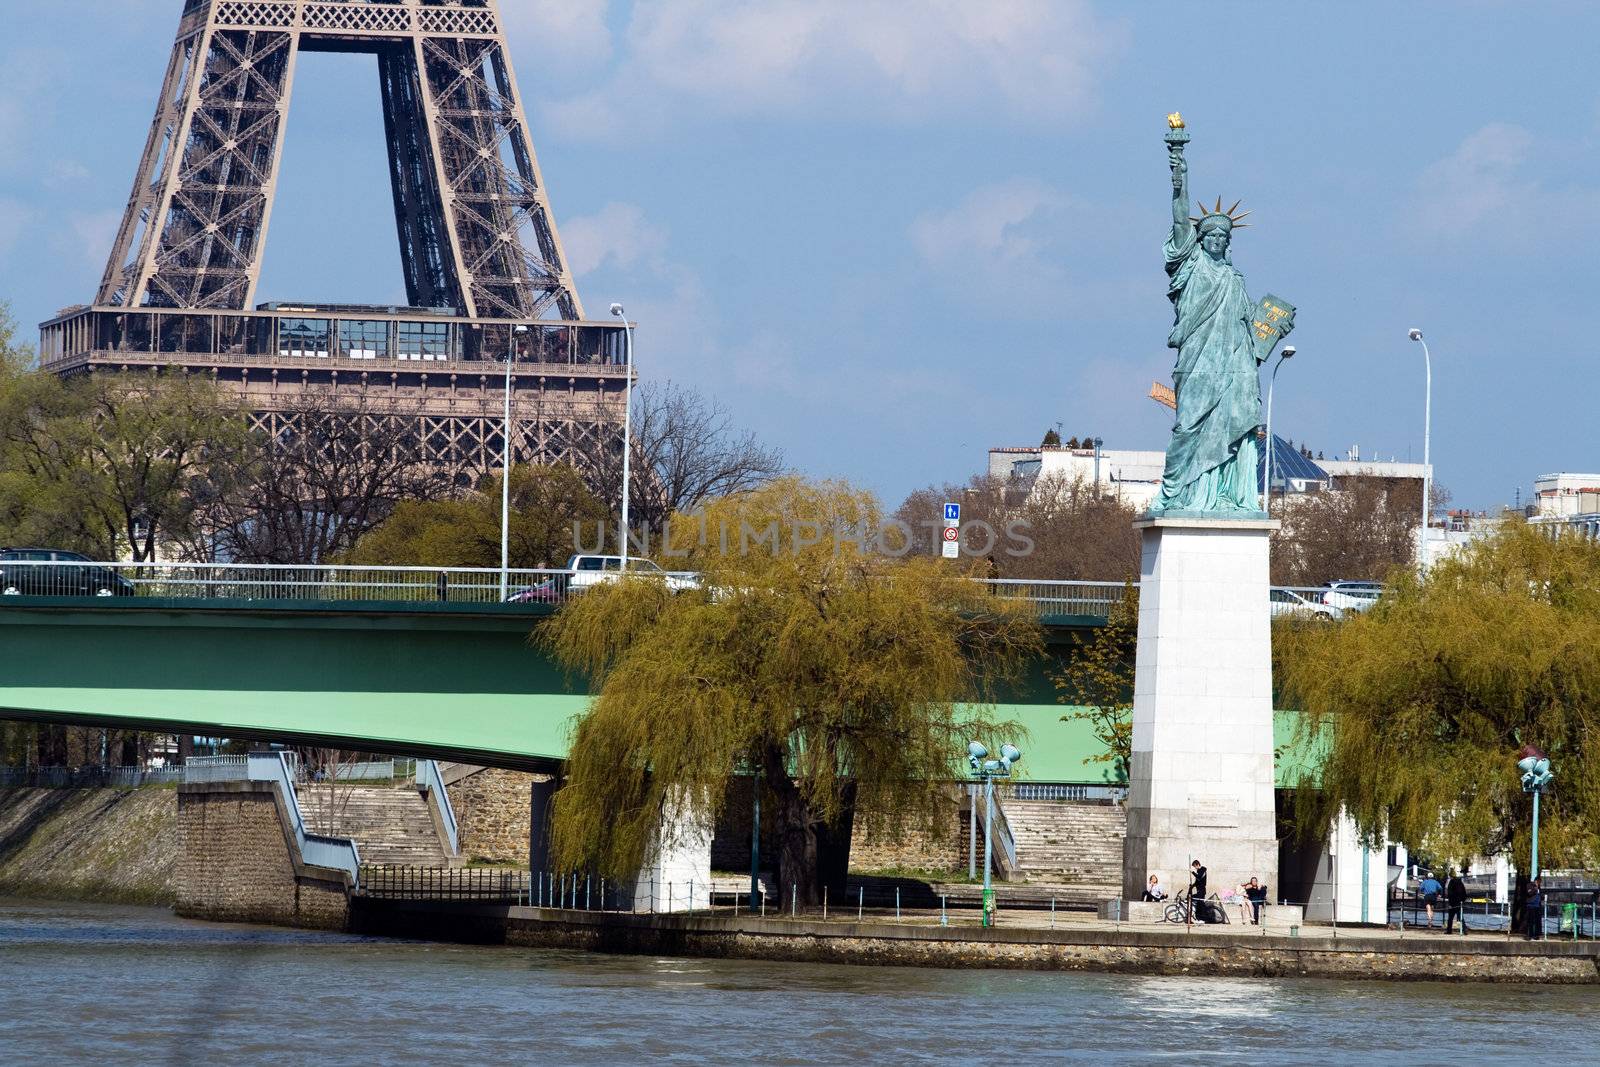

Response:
(349, 900), (1600, 984)
(0, 788), (177, 906)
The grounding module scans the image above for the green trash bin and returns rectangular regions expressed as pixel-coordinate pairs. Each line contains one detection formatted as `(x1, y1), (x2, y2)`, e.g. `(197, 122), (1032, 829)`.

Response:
(1561, 903), (1577, 933)
(982, 888), (996, 927)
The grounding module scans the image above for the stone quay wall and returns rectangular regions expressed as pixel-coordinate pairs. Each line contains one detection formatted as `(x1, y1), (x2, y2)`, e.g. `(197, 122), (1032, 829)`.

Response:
(446, 768), (543, 865)
(711, 779), (966, 875)
(175, 782), (349, 930)
(0, 787), (177, 906)
(349, 901), (1600, 985)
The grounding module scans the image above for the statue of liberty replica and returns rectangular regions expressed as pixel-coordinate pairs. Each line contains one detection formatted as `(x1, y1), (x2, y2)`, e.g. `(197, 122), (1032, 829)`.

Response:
(1120, 114), (1293, 908)
(1150, 113), (1294, 515)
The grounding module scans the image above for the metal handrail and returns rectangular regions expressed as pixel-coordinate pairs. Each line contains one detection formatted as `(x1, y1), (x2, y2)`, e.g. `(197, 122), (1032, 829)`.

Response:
(246, 751), (361, 884)
(0, 558), (1367, 620)
(416, 758), (460, 857)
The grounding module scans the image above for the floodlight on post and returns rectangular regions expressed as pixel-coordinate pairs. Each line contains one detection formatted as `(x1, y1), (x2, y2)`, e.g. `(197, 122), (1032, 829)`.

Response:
(1518, 746), (1553, 908)
(611, 303), (634, 572)
(1407, 329), (1432, 576)
(966, 739), (1021, 928)
(1262, 344), (1296, 512)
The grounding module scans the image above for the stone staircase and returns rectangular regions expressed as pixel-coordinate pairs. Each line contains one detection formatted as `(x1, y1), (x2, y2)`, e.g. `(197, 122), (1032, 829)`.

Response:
(1002, 798), (1126, 903)
(295, 784), (450, 867)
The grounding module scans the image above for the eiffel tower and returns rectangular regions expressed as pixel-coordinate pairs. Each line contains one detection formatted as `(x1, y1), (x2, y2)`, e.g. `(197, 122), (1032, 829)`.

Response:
(41, 0), (627, 478)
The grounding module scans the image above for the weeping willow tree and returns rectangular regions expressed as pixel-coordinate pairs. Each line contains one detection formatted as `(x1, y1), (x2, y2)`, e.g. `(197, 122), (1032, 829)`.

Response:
(541, 477), (1042, 903)
(1276, 522), (1600, 882)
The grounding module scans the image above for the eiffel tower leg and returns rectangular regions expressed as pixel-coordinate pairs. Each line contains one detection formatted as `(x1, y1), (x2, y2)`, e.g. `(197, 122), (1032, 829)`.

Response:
(102, 9), (299, 311)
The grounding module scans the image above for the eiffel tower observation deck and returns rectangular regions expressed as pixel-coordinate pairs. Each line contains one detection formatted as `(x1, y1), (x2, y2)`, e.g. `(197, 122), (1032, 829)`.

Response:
(39, 0), (629, 477)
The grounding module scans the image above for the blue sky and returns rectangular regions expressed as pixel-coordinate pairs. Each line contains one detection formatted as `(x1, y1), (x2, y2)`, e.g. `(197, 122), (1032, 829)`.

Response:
(2, 0), (1597, 512)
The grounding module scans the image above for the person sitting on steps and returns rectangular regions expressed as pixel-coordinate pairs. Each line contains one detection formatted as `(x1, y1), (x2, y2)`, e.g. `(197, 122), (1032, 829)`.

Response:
(1141, 874), (1166, 902)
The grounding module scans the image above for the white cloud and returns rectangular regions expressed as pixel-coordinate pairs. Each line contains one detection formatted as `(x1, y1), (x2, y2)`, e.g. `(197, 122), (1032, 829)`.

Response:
(49, 160), (91, 183)
(912, 178), (1064, 267)
(0, 199), (32, 257)
(910, 178), (1071, 301)
(500, 0), (614, 77)
(560, 201), (668, 277)
(1413, 123), (1537, 237)
(546, 0), (1122, 137)
(69, 209), (121, 270)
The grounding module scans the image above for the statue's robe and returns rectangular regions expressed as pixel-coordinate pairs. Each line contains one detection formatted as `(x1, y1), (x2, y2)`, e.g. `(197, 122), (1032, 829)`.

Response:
(1150, 225), (1263, 515)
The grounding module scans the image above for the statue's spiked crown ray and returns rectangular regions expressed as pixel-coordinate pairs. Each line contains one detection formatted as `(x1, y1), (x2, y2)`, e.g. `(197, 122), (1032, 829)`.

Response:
(1190, 196), (1251, 232)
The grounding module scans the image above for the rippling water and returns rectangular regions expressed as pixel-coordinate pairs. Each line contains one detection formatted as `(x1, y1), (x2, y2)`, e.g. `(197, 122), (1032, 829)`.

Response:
(1, 897), (1593, 1064)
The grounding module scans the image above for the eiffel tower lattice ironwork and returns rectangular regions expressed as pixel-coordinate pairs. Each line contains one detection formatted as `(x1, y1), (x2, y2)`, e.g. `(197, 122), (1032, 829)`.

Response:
(98, 0), (584, 322)
(44, 0), (630, 492)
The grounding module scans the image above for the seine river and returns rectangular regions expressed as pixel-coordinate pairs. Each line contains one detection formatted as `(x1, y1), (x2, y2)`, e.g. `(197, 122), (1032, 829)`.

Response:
(1, 898), (1593, 1064)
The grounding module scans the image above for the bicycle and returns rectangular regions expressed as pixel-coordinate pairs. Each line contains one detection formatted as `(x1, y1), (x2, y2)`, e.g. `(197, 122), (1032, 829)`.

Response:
(1163, 889), (1230, 925)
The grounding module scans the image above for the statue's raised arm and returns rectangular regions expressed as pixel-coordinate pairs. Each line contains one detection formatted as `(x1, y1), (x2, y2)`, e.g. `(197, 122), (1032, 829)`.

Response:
(1166, 113), (1190, 243)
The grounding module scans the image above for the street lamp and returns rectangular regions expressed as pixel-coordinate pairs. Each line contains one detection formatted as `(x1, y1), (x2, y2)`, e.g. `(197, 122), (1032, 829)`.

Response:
(611, 303), (635, 572)
(500, 324), (529, 601)
(967, 740), (1021, 928)
(1262, 345), (1295, 512)
(1407, 328), (1432, 575)
(1518, 747), (1554, 892)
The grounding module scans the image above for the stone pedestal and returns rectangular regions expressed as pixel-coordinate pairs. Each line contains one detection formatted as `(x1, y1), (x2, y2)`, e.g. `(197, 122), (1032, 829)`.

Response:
(1122, 515), (1280, 902)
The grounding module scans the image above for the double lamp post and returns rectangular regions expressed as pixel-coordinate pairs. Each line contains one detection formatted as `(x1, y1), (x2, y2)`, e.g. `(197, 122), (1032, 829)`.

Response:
(497, 306), (637, 599)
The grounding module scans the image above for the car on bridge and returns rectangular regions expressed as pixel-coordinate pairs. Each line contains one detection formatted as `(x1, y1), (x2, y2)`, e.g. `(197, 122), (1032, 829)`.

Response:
(505, 554), (700, 603)
(1321, 580), (1384, 614)
(1269, 587), (1340, 621)
(0, 548), (136, 598)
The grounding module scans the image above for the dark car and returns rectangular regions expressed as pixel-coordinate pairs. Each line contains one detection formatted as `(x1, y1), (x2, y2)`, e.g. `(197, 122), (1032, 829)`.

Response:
(505, 576), (567, 604)
(0, 548), (136, 598)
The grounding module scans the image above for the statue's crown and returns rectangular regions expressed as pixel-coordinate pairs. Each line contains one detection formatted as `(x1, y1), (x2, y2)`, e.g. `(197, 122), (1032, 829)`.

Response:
(1189, 196), (1250, 232)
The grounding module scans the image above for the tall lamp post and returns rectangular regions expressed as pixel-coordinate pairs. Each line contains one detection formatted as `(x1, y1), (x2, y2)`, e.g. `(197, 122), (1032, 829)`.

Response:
(967, 740), (1021, 928)
(1518, 747), (1554, 890)
(610, 303), (635, 571)
(1407, 329), (1432, 575)
(1261, 345), (1295, 512)
(500, 324), (529, 601)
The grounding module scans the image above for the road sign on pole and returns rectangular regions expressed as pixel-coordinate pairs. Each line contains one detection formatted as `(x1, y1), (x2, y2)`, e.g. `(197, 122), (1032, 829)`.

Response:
(942, 501), (960, 558)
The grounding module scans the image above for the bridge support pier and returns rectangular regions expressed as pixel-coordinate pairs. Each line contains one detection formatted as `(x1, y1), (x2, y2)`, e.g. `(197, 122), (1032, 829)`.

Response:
(633, 791), (713, 914)
(528, 777), (556, 878)
(1121, 516), (1280, 904)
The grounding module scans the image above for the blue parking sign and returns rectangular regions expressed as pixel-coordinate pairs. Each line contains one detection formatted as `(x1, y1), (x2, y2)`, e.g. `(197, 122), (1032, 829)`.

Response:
(943, 502), (960, 522)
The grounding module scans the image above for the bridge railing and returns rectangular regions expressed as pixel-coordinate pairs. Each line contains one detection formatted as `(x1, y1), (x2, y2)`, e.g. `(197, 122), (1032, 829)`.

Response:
(0, 559), (567, 606)
(976, 579), (1129, 617)
(246, 751), (361, 884)
(0, 558), (1372, 622)
(416, 758), (460, 857)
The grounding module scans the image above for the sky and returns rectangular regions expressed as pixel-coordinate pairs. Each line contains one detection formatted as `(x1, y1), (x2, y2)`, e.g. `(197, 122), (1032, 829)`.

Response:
(2, 0), (1598, 513)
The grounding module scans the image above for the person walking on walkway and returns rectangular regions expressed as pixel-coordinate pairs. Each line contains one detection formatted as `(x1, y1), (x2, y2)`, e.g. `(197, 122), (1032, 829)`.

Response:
(1444, 870), (1468, 935)
(1524, 880), (1544, 941)
(1418, 871), (1443, 928)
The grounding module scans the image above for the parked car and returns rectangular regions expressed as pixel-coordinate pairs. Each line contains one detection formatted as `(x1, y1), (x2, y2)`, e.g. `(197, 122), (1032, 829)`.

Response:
(564, 554), (700, 594)
(0, 548), (135, 598)
(1269, 586), (1340, 620)
(506, 556), (699, 603)
(1321, 580), (1384, 613)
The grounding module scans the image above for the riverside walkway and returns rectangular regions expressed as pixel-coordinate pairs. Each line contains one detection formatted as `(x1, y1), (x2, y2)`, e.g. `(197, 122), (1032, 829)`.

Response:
(349, 897), (1600, 984)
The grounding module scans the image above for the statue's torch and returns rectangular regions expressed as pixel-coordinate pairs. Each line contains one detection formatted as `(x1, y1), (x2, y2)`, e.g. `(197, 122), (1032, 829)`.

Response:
(1164, 111), (1190, 147)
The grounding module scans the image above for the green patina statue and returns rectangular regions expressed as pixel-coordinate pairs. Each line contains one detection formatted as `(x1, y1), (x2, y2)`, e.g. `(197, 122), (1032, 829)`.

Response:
(1149, 114), (1294, 517)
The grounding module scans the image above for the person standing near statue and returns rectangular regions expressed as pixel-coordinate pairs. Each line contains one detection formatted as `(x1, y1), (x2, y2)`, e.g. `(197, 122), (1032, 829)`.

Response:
(1150, 114), (1295, 515)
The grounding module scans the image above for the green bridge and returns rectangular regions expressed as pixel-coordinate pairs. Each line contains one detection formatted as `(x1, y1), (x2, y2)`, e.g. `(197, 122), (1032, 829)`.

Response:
(0, 564), (1305, 782)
